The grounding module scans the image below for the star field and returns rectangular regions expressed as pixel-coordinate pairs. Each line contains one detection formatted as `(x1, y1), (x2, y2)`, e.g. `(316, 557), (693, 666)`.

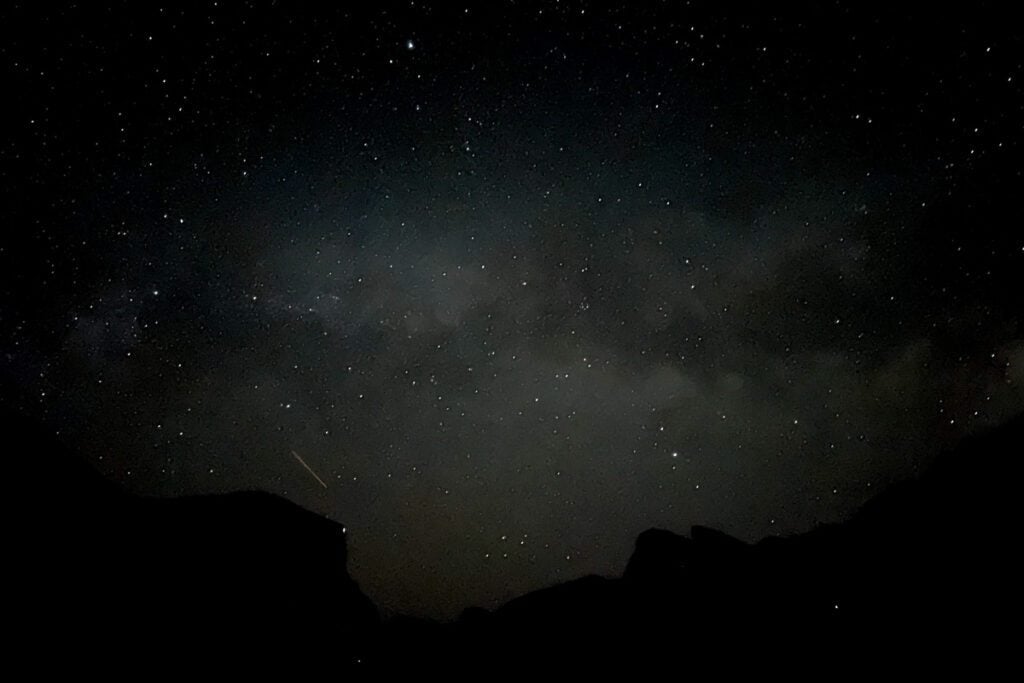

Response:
(2, 2), (1022, 618)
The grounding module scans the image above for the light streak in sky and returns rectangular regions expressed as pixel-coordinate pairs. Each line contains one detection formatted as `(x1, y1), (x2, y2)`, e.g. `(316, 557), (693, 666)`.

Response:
(291, 450), (328, 489)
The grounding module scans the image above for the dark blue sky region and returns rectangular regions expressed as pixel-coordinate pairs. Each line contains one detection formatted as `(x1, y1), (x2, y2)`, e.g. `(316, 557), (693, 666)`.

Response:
(2, 2), (1022, 617)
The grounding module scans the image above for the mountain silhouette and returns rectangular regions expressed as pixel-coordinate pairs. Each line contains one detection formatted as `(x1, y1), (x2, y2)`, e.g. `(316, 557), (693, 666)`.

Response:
(366, 413), (1023, 672)
(5, 404), (378, 673)
(6, 403), (1020, 673)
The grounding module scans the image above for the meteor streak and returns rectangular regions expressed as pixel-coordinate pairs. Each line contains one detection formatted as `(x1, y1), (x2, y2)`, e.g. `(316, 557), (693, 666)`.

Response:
(291, 450), (328, 489)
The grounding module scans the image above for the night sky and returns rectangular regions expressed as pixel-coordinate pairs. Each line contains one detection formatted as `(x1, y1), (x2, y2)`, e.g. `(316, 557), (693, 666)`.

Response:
(3, 2), (1022, 619)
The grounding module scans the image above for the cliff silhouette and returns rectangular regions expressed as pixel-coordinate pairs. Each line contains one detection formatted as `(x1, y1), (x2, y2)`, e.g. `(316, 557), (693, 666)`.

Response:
(6, 405), (378, 673)
(6, 403), (1020, 673)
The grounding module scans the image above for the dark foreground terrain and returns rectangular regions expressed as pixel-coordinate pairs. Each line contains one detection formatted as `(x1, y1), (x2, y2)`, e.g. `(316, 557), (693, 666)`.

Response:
(7, 405), (1020, 673)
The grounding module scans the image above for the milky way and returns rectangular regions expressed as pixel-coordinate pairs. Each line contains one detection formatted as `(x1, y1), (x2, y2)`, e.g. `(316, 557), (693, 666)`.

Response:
(3, 3), (1022, 617)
